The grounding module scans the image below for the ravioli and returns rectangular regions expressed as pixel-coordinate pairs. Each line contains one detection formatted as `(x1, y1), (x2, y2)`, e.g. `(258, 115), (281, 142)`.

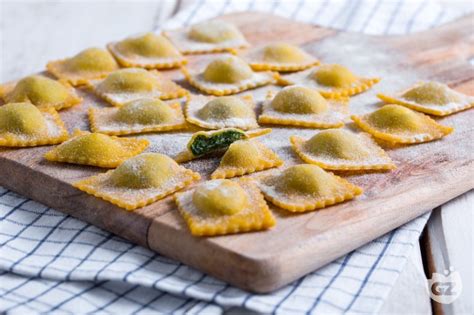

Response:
(243, 43), (319, 72)
(351, 104), (453, 144)
(185, 94), (258, 130)
(44, 130), (149, 168)
(377, 81), (474, 116)
(211, 139), (283, 179)
(108, 32), (187, 69)
(174, 127), (272, 163)
(89, 98), (187, 136)
(175, 178), (275, 236)
(280, 64), (380, 97)
(290, 129), (395, 170)
(258, 86), (348, 128)
(164, 20), (249, 54)
(88, 68), (188, 106)
(0, 102), (69, 147)
(0, 75), (82, 111)
(181, 55), (277, 96)
(47, 48), (120, 86)
(258, 164), (363, 212)
(74, 153), (200, 210)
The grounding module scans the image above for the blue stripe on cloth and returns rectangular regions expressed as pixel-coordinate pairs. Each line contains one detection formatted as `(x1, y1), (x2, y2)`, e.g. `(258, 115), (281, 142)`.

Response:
(63, 233), (115, 281)
(1, 0), (472, 313)
(344, 231), (396, 312)
(341, 0), (362, 30)
(359, 0), (382, 32)
(8, 214), (70, 272)
(384, 0), (403, 34)
(307, 252), (354, 314)
(406, 0), (428, 33)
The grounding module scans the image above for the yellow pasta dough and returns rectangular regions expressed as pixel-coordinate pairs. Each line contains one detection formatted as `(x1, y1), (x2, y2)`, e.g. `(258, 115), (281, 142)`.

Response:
(89, 98), (187, 136)
(243, 43), (319, 72)
(351, 104), (453, 144)
(290, 129), (395, 170)
(0, 102), (69, 147)
(88, 68), (188, 106)
(258, 86), (348, 128)
(164, 20), (249, 54)
(74, 153), (200, 210)
(0, 75), (82, 111)
(211, 139), (283, 179)
(377, 81), (474, 116)
(47, 48), (120, 86)
(258, 164), (363, 212)
(280, 64), (380, 97)
(174, 127), (272, 163)
(175, 178), (275, 236)
(181, 55), (277, 96)
(185, 94), (258, 130)
(44, 130), (149, 168)
(107, 32), (187, 69)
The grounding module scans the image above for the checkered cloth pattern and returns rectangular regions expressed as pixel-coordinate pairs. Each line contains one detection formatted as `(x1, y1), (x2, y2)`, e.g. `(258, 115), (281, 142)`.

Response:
(0, 0), (471, 314)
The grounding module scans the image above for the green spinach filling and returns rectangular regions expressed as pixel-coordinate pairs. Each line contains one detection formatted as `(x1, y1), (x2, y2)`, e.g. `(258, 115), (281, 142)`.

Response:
(189, 130), (246, 156)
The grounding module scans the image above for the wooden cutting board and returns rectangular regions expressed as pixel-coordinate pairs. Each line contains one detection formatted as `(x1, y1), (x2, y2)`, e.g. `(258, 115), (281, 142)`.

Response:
(1, 12), (473, 293)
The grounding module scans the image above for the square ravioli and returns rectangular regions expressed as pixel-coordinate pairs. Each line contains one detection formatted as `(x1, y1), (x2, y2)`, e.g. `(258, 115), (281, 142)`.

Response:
(258, 86), (349, 128)
(377, 81), (474, 116)
(257, 164), (363, 212)
(107, 32), (187, 69)
(44, 130), (149, 168)
(181, 55), (277, 96)
(175, 178), (276, 236)
(211, 139), (283, 179)
(47, 48), (120, 86)
(89, 98), (187, 136)
(185, 94), (258, 130)
(164, 20), (249, 54)
(279, 64), (380, 97)
(290, 129), (395, 171)
(351, 104), (453, 144)
(0, 102), (69, 147)
(74, 153), (200, 211)
(0, 75), (82, 111)
(88, 68), (188, 106)
(174, 128), (272, 163)
(242, 43), (319, 72)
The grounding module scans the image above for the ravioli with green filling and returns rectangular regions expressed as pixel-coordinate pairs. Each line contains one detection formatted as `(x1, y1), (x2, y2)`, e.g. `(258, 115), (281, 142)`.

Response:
(174, 127), (272, 163)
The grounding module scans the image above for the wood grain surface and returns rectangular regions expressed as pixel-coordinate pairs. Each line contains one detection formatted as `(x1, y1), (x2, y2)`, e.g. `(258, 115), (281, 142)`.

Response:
(1, 12), (473, 293)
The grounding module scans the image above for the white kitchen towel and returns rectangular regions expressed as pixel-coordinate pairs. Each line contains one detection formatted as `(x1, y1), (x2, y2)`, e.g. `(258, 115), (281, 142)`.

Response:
(0, 0), (471, 314)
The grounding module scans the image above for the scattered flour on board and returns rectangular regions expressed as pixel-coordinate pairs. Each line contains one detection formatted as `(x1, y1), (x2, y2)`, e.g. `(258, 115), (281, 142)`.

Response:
(61, 33), (472, 190)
